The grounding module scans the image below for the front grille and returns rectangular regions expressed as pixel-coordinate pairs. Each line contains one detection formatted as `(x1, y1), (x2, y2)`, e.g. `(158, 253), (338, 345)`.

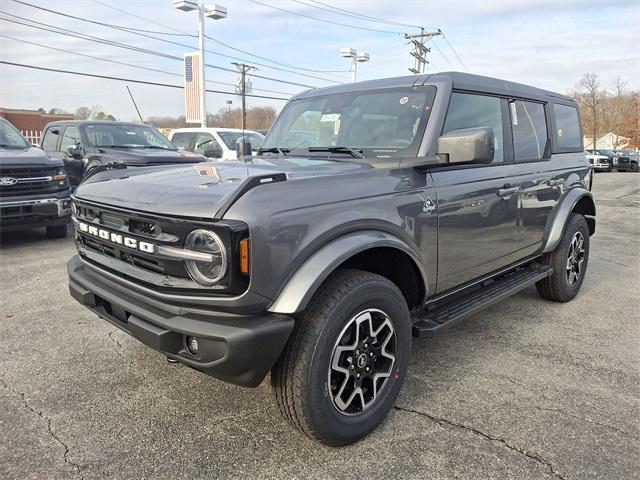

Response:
(0, 166), (61, 197)
(73, 199), (249, 296)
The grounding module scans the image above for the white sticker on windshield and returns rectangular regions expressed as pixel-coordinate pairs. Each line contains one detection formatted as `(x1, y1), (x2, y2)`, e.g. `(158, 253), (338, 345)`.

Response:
(399, 96), (409, 105)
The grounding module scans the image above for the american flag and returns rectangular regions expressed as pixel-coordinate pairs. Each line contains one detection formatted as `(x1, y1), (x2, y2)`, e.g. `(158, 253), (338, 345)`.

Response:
(184, 52), (202, 123)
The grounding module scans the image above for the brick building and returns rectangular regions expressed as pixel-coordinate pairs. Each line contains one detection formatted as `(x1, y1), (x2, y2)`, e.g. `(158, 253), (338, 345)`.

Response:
(0, 108), (74, 143)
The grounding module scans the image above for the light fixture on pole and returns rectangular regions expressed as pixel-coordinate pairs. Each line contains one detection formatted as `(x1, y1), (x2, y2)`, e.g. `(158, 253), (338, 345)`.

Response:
(173, 1), (227, 127)
(340, 48), (370, 82)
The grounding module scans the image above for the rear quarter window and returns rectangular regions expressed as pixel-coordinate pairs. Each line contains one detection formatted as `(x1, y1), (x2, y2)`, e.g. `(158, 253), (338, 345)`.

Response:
(553, 104), (582, 150)
(171, 132), (193, 150)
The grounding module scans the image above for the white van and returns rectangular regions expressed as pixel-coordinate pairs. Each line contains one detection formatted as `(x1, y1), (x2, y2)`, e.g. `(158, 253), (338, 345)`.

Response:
(168, 128), (265, 160)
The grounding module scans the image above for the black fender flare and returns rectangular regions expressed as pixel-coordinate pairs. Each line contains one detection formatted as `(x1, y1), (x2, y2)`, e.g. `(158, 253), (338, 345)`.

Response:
(542, 188), (596, 253)
(267, 230), (428, 314)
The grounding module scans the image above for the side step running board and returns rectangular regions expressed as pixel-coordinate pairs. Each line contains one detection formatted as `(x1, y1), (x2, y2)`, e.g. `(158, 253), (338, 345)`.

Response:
(412, 264), (553, 338)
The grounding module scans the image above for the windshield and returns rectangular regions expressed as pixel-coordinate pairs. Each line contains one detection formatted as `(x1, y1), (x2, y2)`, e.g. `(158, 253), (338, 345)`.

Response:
(0, 120), (30, 149)
(217, 131), (265, 151)
(85, 124), (176, 150)
(262, 86), (436, 159)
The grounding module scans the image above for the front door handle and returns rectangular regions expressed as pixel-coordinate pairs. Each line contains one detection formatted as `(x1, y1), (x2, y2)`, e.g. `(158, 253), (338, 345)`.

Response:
(497, 185), (520, 197)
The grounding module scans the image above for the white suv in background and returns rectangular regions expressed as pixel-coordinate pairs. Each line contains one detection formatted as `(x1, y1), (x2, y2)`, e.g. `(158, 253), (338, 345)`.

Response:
(169, 128), (265, 160)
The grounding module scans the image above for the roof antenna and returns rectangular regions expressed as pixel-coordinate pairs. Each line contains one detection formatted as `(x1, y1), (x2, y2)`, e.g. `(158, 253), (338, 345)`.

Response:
(126, 85), (144, 123)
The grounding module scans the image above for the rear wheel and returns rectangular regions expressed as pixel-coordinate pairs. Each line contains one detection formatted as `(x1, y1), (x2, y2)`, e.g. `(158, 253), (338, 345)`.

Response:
(46, 223), (68, 239)
(536, 213), (589, 302)
(271, 269), (411, 446)
(630, 162), (638, 173)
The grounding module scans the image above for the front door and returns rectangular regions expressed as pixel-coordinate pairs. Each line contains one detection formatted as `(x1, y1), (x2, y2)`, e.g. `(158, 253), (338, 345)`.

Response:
(432, 91), (521, 293)
(59, 125), (84, 187)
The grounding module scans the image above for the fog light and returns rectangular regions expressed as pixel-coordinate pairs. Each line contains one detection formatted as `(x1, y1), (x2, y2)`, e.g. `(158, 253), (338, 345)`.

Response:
(187, 336), (199, 355)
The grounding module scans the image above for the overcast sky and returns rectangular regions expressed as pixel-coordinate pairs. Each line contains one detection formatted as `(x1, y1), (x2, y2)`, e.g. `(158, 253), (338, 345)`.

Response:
(1, 0), (638, 121)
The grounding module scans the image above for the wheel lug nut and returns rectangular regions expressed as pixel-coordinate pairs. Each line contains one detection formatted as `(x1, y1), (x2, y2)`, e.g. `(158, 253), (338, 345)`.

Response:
(369, 352), (374, 357)
(364, 343), (369, 349)
(356, 349), (359, 355)
(356, 373), (361, 378)
(350, 365), (354, 370)
(365, 367), (370, 372)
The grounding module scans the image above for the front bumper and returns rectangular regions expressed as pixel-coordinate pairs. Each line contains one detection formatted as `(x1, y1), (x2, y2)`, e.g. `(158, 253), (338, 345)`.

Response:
(0, 192), (71, 231)
(68, 255), (294, 387)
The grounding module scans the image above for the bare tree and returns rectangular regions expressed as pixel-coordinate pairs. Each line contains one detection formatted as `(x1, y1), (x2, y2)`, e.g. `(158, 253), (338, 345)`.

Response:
(572, 73), (605, 149)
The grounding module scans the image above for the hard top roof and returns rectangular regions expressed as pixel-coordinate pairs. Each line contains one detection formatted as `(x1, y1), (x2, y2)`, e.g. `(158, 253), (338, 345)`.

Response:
(294, 71), (575, 104)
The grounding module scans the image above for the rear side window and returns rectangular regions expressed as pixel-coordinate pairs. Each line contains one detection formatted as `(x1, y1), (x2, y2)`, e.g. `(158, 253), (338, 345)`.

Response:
(171, 132), (193, 150)
(443, 92), (504, 163)
(511, 100), (548, 162)
(41, 127), (60, 151)
(553, 104), (581, 150)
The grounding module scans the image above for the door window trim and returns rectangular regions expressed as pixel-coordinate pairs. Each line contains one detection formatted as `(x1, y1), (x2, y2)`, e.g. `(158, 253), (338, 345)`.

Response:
(441, 89), (513, 165)
(508, 98), (551, 164)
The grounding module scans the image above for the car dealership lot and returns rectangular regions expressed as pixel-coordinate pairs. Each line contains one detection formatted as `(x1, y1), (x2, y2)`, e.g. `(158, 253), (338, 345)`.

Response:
(1, 172), (638, 480)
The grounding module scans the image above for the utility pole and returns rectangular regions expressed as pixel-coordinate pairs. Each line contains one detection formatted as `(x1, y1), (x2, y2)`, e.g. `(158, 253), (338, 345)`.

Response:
(404, 28), (441, 74)
(232, 62), (256, 135)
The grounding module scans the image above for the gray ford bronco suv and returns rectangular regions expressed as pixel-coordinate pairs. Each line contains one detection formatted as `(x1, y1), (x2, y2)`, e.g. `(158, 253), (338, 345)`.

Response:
(67, 72), (595, 446)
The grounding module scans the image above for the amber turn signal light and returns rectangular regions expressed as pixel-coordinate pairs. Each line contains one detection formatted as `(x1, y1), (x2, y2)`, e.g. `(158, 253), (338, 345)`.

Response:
(239, 238), (250, 275)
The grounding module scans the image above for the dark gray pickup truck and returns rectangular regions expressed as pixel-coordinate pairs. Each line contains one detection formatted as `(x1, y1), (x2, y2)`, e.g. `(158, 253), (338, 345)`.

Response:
(67, 72), (595, 446)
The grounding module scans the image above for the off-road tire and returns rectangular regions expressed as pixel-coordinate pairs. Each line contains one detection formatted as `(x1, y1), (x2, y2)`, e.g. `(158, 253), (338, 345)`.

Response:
(271, 268), (411, 446)
(606, 164), (613, 172)
(46, 223), (68, 239)
(536, 213), (589, 302)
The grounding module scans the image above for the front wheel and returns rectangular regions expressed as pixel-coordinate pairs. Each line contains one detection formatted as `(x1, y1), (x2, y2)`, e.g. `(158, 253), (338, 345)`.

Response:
(271, 269), (411, 446)
(630, 162), (638, 173)
(536, 213), (590, 302)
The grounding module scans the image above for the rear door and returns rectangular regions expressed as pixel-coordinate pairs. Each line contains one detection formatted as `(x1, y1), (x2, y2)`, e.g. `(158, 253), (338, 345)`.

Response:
(511, 99), (558, 254)
(432, 91), (521, 293)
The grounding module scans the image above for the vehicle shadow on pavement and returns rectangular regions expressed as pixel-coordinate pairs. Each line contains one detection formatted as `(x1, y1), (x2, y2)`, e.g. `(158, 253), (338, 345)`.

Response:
(0, 226), (72, 249)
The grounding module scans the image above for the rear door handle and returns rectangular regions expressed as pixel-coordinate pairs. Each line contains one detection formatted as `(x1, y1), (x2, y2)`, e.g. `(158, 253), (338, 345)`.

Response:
(497, 186), (520, 197)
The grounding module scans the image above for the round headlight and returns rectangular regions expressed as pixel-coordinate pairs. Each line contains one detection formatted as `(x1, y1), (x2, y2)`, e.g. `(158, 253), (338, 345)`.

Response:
(184, 229), (227, 286)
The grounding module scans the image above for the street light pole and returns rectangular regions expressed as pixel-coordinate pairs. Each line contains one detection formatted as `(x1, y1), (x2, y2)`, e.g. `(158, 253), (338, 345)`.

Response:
(173, 1), (226, 127)
(197, 6), (207, 128)
(340, 48), (370, 82)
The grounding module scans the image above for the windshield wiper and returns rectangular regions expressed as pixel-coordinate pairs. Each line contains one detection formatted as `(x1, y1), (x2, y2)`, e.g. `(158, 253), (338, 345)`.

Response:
(141, 145), (174, 150)
(307, 146), (364, 159)
(95, 145), (134, 148)
(0, 144), (25, 149)
(258, 147), (289, 156)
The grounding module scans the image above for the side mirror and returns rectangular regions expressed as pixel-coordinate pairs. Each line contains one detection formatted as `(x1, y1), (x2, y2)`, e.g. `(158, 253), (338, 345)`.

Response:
(437, 127), (494, 165)
(236, 138), (252, 159)
(204, 146), (223, 158)
(67, 144), (83, 159)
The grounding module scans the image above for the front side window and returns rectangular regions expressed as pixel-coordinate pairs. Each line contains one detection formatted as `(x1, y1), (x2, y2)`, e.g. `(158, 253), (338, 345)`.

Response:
(61, 126), (81, 150)
(0, 120), (29, 149)
(194, 133), (220, 154)
(84, 124), (176, 150)
(217, 131), (264, 151)
(262, 86), (436, 159)
(511, 100), (548, 162)
(553, 104), (581, 150)
(443, 92), (504, 163)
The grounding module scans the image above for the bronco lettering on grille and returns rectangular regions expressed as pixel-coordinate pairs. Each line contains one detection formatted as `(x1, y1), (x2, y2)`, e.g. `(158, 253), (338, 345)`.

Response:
(77, 222), (155, 253)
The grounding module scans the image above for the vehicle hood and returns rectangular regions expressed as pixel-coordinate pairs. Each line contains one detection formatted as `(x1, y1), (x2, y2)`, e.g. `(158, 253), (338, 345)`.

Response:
(0, 146), (64, 167)
(74, 157), (368, 218)
(89, 147), (206, 166)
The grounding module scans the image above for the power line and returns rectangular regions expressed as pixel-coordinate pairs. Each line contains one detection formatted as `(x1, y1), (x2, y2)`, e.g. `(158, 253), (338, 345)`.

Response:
(245, 0), (404, 35)
(9, 1), (342, 84)
(0, 33), (295, 95)
(0, 61), (290, 101)
(86, 0), (348, 76)
(0, 13), (318, 89)
(431, 40), (457, 70)
(442, 34), (470, 72)
(292, 0), (424, 30)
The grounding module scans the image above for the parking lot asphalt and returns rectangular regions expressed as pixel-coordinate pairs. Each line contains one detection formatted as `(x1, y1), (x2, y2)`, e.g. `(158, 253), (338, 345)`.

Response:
(1, 172), (639, 480)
